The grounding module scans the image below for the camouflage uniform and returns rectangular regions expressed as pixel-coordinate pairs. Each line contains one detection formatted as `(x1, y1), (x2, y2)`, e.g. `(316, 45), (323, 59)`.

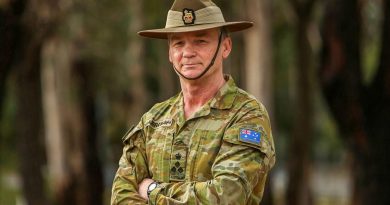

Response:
(111, 75), (276, 205)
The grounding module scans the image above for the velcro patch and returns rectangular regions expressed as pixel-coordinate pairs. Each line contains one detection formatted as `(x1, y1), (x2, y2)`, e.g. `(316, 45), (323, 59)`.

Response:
(239, 128), (261, 145)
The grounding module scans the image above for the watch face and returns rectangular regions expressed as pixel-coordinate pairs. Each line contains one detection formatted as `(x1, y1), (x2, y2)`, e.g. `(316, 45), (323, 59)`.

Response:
(149, 183), (157, 191)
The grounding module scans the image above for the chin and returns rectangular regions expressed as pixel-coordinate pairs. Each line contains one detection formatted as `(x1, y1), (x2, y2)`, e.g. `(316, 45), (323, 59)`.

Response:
(181, 74), (201, 79)
(181, 70), (201, 77)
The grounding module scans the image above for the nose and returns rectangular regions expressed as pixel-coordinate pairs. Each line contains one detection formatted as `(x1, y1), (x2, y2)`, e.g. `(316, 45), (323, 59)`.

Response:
(182, 43), (196, 58)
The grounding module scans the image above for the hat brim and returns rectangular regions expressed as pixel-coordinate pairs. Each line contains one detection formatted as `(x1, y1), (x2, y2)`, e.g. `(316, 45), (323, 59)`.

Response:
(138, 21), (253, 39)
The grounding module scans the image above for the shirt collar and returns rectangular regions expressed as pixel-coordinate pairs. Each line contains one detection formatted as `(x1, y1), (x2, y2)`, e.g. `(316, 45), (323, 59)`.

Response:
(209, 74), (237, 110)
(171, 75), (238, 109)
(171, 75), (238, 124)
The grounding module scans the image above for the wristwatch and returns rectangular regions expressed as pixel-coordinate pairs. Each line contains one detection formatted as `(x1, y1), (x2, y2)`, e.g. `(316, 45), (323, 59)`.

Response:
(147, 181), (159, 198)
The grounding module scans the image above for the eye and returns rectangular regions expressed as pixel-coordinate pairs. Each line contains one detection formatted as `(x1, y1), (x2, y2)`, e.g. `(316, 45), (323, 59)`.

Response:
(195, 39), (207, 44)
(171, 40), (184, 48)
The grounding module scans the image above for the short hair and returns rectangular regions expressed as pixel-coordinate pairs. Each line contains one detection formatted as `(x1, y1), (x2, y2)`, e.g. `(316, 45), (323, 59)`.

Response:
(221, 27), (230, 39)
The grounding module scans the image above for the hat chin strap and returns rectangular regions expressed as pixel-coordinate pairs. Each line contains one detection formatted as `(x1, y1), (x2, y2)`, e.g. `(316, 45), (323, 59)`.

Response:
(173, 31), (223, 80)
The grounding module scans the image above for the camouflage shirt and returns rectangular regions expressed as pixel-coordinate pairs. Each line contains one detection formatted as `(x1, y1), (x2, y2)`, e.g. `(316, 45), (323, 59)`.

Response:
(111, 75), (276, 205)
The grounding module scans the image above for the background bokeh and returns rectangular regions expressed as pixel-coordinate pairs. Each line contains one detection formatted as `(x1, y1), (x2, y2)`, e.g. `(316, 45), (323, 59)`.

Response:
(1, 0), (389, 205)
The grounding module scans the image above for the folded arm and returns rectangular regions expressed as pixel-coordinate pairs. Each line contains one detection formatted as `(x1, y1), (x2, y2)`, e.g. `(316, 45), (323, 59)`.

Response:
(148, 108), (275, 205)
(111, 126), (149, 205)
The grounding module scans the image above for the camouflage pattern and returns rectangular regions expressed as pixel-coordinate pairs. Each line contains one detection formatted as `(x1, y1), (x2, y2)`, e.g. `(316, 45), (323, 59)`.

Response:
(111, 75), (276, 205)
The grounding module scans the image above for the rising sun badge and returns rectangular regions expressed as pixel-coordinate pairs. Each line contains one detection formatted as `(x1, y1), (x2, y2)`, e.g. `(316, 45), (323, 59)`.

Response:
(182, 8), (196, 25)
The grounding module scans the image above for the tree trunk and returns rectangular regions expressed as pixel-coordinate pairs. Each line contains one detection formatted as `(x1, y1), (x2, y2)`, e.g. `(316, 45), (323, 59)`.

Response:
(42, 41), (104, 205)
(51, 53), (104, 205)
(243, 1), (274, 204)
(14, 23), (49, 205)
(286, 21), (313, 205)
(16, 46), (47, 205)
(70, 59), (104, 205)
(15, 48), (48, 205)
(244, 0), (274, 111)
(0, 1), (21, 115)
(6, 0), (54, 204)
(41, 37), (72, 204)
(38, 4), (103, 205)
(286, 0), (316, 205)
(126, 0), (149, 123)
(320, 0), (390, 204)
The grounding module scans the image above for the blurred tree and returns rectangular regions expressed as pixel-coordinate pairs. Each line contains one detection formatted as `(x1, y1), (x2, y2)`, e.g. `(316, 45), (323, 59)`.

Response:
(39, 1), (118, 204)
(41, 37), (70, 204)
(244, 0), (274, 111)
(286, 0), (317, 205)
(2, 0), (106, 204)
(126, 0), (148, 124)
(1, 0), (55, 204)
(0, 1), (16, 116)
(141, 0), (179, 104)
(320, 0), (390, 204)
(243, 0), (275, 204)
(42, 35), (104, 205)
(216, 0), (246, 86)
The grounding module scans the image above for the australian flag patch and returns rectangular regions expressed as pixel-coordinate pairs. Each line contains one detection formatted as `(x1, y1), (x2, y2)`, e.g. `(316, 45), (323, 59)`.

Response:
(239, 128), (261, 144)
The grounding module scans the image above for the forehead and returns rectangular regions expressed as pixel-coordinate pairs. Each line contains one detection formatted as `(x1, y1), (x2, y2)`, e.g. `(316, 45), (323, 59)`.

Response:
(168, 28), (219, 40)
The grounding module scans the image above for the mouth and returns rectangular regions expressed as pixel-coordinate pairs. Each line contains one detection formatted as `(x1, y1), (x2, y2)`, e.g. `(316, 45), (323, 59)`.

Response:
(181, 63), (200, 69)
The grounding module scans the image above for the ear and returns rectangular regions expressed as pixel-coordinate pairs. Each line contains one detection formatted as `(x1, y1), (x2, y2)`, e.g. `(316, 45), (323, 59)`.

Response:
(221, 37), (232, 59)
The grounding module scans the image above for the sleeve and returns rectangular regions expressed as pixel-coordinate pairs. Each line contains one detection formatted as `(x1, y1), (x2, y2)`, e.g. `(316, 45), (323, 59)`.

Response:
(148, 102), (276, 205)
(110, 124), (150, 205)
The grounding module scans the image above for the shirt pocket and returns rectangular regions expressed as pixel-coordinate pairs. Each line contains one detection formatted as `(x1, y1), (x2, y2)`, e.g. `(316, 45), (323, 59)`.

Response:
(145, 126), (172, 181)
(191, 129), (222, 182)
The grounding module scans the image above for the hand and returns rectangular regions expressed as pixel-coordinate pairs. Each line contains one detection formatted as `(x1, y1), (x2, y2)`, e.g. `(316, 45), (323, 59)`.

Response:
(138, 178), (154, 200)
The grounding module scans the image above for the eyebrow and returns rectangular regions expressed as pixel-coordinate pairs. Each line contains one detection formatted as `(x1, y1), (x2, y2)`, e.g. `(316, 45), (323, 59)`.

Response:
(169, 35), (181, 41)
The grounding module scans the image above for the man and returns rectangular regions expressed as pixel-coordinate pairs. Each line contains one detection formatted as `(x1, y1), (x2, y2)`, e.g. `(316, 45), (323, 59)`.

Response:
(111, 0), (275, 204)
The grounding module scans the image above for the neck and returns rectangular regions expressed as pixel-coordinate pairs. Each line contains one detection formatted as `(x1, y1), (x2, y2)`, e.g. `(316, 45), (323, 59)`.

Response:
(181, 74), (225, 119)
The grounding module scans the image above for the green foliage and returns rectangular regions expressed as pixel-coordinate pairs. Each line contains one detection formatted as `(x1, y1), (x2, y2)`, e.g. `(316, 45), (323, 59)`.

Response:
(0, 82), (17, 170)
(272, 0), (345, 164)
(362, 0), (382, 84)
(272, 0), (296, 163)
(0, 80), (19, 205)
(313, 92), (344, 163)
(66, 0), (131, 89)
(0, 182), (20, 205)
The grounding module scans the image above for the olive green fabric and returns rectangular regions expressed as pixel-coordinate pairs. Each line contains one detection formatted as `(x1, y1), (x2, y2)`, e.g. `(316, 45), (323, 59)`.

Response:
(111, 75), (276, 205)
(138, 0), (253, 39)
